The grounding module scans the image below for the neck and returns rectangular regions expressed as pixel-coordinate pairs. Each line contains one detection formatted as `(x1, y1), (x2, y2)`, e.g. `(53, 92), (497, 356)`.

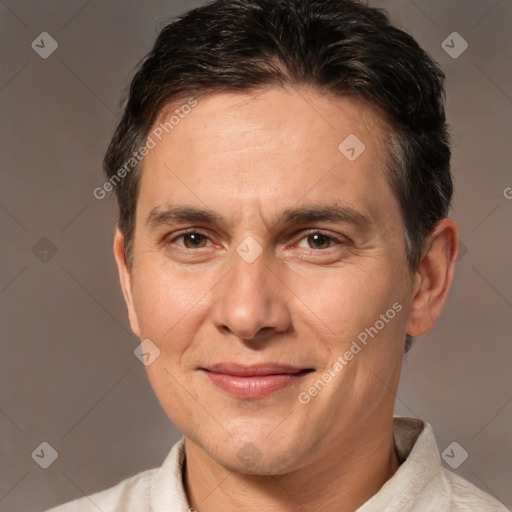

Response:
(183, 417), (400, 512)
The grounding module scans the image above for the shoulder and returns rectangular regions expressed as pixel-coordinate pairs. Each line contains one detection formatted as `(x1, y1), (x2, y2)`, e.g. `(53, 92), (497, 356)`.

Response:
(46, 438), (187, 512)
(389, 417), (508, 511)
(441, 467), (508, 511)
(46, 468), (158, 512)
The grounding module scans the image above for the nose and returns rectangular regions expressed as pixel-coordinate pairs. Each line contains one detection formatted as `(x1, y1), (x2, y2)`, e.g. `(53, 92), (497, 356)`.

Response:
(210, 247), (293, 343)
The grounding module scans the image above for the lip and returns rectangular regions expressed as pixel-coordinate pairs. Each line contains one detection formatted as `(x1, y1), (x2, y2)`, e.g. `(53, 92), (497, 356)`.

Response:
(201, 363), (313, 398)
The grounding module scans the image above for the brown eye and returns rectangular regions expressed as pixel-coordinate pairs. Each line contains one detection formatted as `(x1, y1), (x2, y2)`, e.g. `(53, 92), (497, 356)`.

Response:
(182, 233), (208, 248)
(306, 233), (332, 249)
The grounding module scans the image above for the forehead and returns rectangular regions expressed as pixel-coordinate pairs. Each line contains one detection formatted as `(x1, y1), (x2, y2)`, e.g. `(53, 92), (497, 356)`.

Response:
(136, 87), (397, 227)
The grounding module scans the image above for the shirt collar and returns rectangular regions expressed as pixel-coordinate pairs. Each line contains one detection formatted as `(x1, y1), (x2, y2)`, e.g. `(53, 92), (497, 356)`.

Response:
(357, 416), (450, 511)
(149, 435), (190, 511)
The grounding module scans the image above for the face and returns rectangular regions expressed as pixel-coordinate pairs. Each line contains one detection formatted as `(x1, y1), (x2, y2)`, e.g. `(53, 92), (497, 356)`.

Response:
(116, 87), (420, 474)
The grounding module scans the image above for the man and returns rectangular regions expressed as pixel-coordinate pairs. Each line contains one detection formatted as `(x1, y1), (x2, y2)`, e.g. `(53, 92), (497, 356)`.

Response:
(51, 0), (508, 510)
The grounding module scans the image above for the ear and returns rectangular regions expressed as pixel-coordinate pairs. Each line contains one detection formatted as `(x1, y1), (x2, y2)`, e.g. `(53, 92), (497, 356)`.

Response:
(406, 218), (459, 337)
(113, 227), (140, 337)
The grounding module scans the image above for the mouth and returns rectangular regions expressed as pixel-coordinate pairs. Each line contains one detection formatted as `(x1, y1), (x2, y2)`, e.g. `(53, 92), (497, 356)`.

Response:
(200, 363), (314, 398)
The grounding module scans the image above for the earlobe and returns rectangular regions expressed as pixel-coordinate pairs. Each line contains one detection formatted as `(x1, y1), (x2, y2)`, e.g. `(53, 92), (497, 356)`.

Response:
(406, 218), (459, 337)
(113, 227), (140, 337)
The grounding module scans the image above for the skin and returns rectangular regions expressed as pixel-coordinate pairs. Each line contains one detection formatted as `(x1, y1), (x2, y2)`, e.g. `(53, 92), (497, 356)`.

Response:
(113, 86), (458, 511)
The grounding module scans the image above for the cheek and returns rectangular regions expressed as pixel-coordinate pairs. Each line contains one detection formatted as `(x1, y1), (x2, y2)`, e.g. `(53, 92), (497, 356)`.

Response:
(131, 264), (212, 432)
(131, 261), (211, 350)
(290, 261), (404, 347)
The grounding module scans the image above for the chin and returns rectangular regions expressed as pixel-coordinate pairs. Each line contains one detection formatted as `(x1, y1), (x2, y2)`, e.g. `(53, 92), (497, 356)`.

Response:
(177, 401), (318, 474)
(198, 422), (309, 476)
(210, 442), (305, 476)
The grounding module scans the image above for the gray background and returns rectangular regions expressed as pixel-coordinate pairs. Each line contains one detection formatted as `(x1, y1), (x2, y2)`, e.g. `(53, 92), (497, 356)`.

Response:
(0, 1), (510, 510)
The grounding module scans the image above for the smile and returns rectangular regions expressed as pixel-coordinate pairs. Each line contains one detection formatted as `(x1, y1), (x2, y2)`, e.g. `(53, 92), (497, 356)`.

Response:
(201, 364), (314, 398)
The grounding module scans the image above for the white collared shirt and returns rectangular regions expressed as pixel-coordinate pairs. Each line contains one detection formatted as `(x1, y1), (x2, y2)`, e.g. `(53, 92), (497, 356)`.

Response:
(47, 417), (507, 511)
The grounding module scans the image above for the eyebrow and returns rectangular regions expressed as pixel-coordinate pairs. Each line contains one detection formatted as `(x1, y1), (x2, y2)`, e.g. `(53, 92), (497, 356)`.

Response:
(145, 205), (223, 228)
(280, 204), (374, 232)
(145, 202), (374, 233)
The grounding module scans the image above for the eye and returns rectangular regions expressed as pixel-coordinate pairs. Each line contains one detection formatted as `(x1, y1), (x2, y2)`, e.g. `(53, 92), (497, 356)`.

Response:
(171, 231), (211, 249)
(296, 232), (341, 250)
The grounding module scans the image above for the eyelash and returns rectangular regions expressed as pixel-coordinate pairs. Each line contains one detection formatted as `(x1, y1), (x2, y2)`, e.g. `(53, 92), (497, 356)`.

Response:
(165, 229), (345, 252)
